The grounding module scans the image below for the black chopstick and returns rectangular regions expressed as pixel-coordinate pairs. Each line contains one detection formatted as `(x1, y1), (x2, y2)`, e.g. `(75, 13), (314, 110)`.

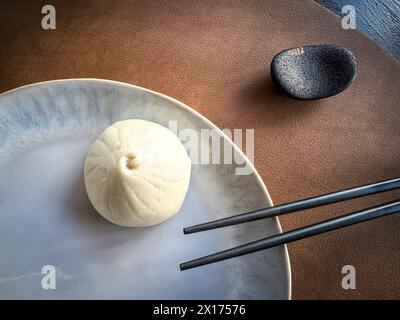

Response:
(180, 200), (400, 271)
(183, 178), (400, 234)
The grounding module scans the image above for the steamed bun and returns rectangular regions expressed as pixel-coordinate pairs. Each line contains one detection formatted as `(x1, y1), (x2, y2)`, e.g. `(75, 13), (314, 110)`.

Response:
(84, 119), (191, 227)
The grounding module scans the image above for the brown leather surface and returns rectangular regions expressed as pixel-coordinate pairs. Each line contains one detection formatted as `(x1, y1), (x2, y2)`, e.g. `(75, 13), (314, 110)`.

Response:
(1, 0), (399, 299)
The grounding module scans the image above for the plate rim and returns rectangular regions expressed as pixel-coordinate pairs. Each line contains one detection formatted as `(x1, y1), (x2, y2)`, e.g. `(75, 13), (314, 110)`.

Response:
(0, 78), (292, 299)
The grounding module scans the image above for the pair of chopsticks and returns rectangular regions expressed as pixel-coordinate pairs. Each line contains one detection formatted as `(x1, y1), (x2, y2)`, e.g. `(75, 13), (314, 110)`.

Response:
(180, 178), (400, 271)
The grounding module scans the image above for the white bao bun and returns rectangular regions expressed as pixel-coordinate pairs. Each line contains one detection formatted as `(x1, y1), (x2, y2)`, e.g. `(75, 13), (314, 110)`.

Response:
(84, 119), (191, 227)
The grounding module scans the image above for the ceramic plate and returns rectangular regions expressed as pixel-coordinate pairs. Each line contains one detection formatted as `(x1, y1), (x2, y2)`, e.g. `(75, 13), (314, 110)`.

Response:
(0, 79), (291, 299)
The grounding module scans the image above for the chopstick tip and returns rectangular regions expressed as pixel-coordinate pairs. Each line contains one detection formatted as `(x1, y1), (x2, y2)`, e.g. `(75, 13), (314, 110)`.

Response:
(179, 263), (188, 271)
(183, 226), (198, 234)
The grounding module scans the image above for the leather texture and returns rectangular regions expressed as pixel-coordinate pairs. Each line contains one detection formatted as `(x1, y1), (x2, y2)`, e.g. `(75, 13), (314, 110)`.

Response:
(0, 0), (399, 299)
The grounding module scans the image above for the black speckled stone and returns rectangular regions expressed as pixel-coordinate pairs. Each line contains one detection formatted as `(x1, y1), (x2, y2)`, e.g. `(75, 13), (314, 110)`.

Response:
(271, 44), (357, 100)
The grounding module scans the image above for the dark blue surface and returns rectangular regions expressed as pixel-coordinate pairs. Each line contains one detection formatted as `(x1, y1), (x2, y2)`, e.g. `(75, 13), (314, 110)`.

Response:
(315, 0), (400, 59)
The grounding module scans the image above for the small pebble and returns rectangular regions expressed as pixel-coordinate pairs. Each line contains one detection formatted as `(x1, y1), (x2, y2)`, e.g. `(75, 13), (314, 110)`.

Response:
(271, 44), (357, 100)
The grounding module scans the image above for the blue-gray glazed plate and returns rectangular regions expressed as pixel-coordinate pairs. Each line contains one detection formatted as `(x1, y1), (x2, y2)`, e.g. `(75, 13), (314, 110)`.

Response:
(0, 79), (291, 299)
